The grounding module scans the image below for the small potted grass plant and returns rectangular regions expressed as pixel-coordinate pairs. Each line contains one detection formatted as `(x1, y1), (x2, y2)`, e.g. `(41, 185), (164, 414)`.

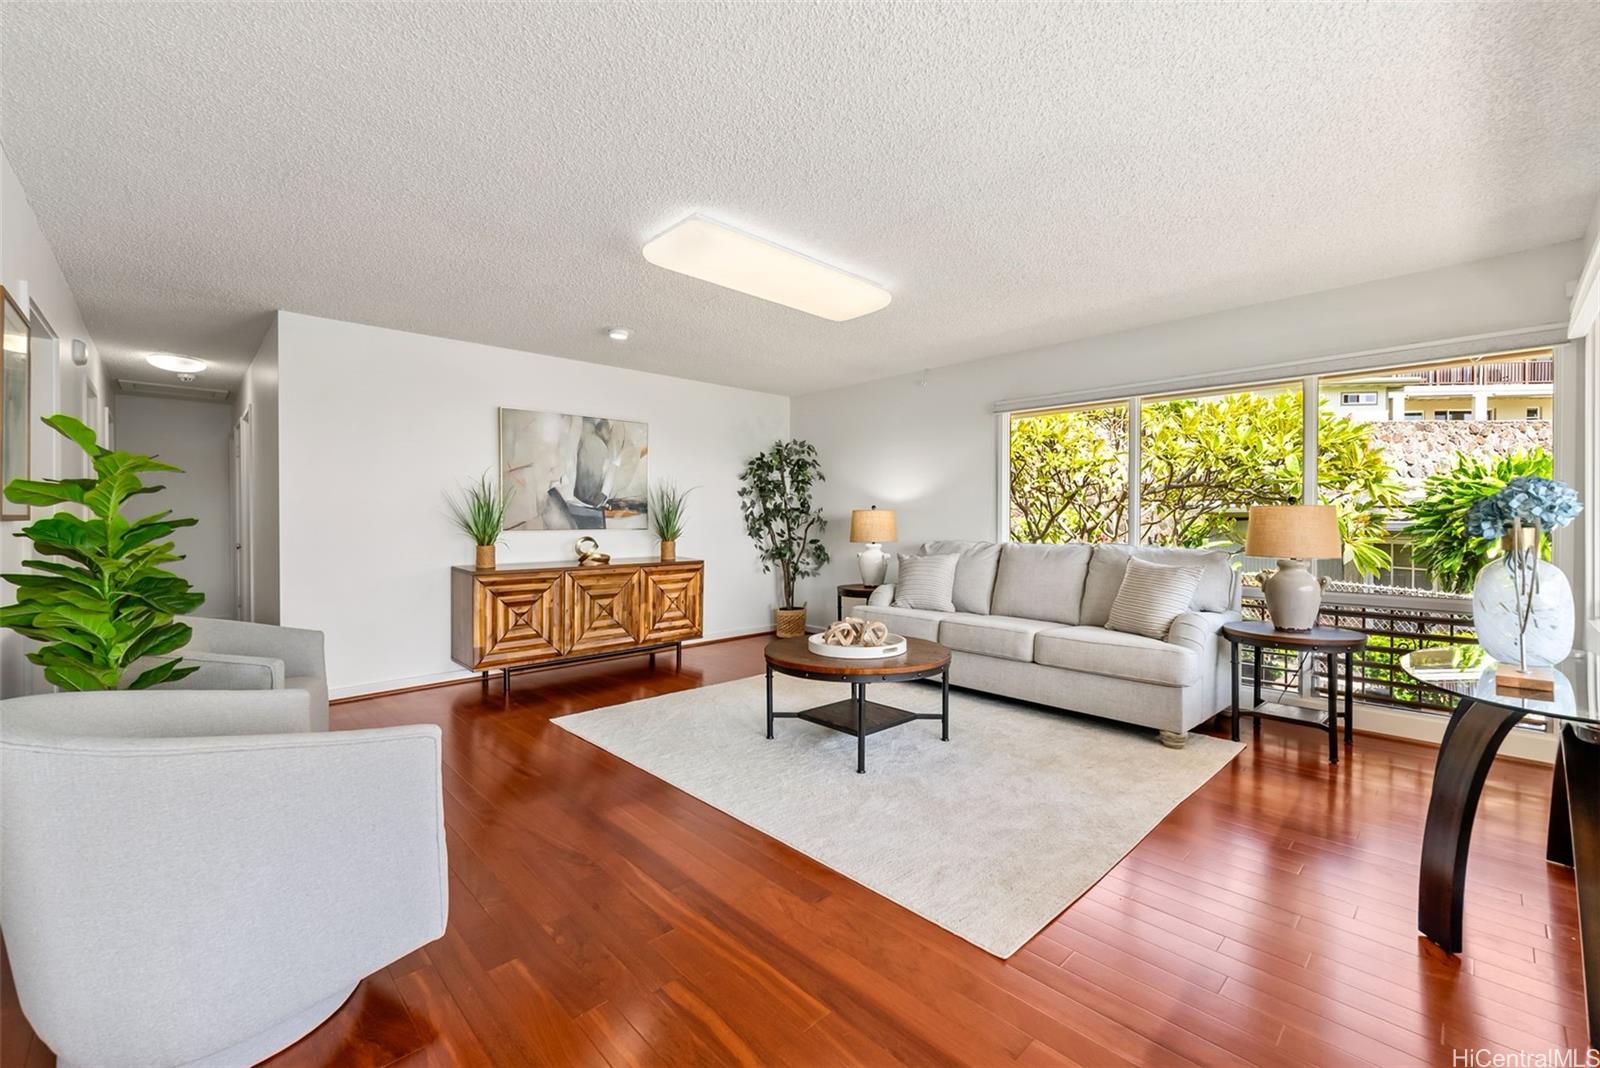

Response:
(650, 482), (693, 561)
(447, 473), (509, 569)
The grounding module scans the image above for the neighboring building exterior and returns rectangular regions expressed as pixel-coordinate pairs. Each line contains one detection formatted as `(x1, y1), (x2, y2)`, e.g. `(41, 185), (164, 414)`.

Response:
(1324, 350), (1553, 424)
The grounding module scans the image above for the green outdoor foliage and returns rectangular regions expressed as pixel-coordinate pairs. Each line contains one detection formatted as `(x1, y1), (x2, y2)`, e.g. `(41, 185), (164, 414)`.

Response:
(737, 440), (828, 609)
(649, 482), (693, 542)
(1010, 394), (1403, 577)
(445, 473), (509, 546)
(1008, 406), (1130, 544)
(1403, 449), (1553, 594)
(0, 414), (205, 690)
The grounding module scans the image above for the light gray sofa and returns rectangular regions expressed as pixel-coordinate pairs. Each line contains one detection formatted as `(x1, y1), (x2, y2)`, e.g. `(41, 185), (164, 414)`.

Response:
(0, 687), (447, 1068)
(858, 540), (1242, 746)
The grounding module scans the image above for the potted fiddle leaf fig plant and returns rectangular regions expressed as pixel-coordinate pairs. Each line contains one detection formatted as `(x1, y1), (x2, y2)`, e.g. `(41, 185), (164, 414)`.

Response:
(649, 482), (693, 561)
(737, 439), (828, 637)
(446, 473), (510, 569)
(0, 413), (205, 690)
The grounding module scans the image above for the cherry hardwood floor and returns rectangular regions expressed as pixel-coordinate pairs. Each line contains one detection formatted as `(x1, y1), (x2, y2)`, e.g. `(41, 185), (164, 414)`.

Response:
(2, 636), (1584, 1066)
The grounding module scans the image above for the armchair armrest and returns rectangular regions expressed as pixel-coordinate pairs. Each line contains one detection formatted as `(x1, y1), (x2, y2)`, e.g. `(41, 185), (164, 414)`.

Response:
(1166, 609), (1242, 654)
(0, 724), (446, 1068)
(133, 650), (287, 692)
(0, 688), (314, 739)
(182, 616), (326, 682)
(868, 584), (894, 607)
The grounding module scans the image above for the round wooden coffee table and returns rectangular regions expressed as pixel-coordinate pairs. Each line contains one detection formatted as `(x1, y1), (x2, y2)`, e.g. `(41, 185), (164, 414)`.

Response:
(763, 636), (952, 774)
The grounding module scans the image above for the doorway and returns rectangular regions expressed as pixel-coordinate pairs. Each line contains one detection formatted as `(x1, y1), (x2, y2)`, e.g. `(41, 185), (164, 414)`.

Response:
(232, 406), (253, 621)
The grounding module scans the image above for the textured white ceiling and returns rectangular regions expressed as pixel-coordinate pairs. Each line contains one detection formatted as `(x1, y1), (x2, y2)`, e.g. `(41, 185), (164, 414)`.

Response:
(3, 2), (1598, 396)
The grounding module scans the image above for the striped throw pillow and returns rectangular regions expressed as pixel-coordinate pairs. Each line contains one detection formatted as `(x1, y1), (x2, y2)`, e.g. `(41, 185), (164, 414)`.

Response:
(1105, 557), (1204, 640)
(892, 553), (959, 612)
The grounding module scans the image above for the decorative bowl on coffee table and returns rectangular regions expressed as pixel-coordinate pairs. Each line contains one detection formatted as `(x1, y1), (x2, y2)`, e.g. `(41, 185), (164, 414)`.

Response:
(806, 632), (908, 659)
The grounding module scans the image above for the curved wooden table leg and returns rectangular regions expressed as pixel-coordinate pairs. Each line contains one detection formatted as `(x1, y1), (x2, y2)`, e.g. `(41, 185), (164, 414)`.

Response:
(1548, 735), (1572, 867)
(1418, 697), (1527, 954)
(1556, 724), (1600, 1049)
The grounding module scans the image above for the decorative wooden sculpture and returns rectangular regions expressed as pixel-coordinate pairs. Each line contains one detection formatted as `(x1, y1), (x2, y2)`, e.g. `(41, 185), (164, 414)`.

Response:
(819, 616), (888, 647)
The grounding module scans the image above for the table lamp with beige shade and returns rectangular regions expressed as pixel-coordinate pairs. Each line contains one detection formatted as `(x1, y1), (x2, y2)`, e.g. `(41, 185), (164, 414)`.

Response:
(1244, 504), (1343, 631)
(849, 506), (897, 586)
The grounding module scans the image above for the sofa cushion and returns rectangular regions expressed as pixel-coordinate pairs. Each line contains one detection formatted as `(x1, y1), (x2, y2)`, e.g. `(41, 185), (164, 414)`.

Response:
(892, 553), (959, 612)
(919, 540), (1001, 614)
(1105, 557), (1205, 640)
(855, 604), (946, 642)
(1033, 625), (1200, 687)
(1081, 544), (1236, 625)
(989, 543), (1092, 625)
(937, 614), (1058, 663)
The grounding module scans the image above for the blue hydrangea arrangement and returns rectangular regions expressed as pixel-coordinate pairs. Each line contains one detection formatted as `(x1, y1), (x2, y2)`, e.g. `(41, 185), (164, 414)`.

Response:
(1465, 476), (1583, 539)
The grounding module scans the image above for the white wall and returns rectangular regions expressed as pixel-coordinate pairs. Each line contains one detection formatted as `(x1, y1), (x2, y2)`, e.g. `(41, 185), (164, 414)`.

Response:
(273, 312), (790, 696)
(234, 318), (280, 623)
(112, 394), (236, 619)
(0, 146), (111, 696)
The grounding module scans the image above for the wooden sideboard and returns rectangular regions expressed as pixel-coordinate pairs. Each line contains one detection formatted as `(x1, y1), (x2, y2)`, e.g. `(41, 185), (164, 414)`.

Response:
(451, 557), (704, 687)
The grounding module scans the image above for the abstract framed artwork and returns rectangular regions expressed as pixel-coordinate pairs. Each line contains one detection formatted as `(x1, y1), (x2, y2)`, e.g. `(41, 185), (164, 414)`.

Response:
(499, 407), (648, 531)
(0, 287), (29, 520)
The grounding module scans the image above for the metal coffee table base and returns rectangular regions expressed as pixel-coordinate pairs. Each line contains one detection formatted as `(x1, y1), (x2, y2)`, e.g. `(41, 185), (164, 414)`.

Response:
(765, 666), (950, 774)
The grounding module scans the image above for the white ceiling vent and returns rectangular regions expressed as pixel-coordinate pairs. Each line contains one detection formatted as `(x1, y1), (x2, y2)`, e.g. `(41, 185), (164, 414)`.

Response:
(117, 378), (232, 403)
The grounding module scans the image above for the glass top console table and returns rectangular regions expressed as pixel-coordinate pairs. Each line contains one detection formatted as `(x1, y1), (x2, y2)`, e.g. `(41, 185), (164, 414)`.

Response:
(1400, 645), (1596, 1050)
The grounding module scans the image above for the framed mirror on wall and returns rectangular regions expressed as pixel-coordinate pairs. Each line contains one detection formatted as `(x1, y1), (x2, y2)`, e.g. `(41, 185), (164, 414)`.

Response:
(1, 287), (29, 520)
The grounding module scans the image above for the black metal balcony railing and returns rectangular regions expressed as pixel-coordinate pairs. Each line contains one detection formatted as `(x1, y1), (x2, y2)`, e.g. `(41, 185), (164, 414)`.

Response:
(1239, 589), (1476, 715)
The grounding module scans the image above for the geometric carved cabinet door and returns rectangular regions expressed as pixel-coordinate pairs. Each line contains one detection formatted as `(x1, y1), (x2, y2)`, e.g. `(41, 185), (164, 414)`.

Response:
(641, 565), (703, 645)
(475, 572), (562, 667)
(562, 567), (645, 657)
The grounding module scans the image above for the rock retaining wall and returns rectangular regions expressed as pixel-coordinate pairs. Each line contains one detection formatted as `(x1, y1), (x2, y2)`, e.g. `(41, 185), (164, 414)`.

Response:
(1363, 419), (1551, 494)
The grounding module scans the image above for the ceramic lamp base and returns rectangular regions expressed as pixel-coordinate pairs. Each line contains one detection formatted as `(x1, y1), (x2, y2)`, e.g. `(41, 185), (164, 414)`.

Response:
(857, 543), (889, 586)
(1261, 558), (1322, 631)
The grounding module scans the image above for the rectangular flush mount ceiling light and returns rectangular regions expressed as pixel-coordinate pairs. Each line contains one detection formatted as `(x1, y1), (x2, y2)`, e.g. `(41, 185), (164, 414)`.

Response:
(642, 215), (890, 321)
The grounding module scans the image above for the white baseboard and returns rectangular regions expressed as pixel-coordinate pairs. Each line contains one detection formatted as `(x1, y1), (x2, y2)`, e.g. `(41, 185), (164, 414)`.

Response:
(329, 625), (776, 701)
(1271, 696), (1557, 765)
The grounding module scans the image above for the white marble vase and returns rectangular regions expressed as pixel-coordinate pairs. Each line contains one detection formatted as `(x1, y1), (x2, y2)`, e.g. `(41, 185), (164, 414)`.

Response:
(1470, 552), (1573, 668)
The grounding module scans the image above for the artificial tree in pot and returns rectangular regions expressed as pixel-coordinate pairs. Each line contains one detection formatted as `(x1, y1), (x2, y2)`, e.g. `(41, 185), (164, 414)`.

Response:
(738, 440), (828, 637)
(0, 414), (205, 690)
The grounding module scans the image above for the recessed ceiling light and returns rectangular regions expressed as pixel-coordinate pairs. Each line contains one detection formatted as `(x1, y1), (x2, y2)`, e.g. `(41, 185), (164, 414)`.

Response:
(607, 327), (632, 342)
(642, 216), (891, 322)
(145, 352), (207, 373)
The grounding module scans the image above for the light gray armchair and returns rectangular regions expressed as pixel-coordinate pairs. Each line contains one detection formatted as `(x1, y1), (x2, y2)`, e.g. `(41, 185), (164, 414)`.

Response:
(0, 688), (447, 1068)
(171, 616), (330, 731)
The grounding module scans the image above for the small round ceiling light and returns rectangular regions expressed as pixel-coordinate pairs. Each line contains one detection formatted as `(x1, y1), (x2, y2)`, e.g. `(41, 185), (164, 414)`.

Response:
(145, 352), (207, 374)
(606, 327), (632, 342)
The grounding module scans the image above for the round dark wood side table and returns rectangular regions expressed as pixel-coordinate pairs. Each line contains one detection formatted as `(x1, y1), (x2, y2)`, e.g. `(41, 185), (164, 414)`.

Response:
(1220, 620), (1367, 764)
(835, 583), (880, 620)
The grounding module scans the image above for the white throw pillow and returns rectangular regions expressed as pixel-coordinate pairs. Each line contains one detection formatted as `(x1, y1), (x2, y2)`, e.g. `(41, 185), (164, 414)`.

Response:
(1105, 556), (1204, 640)
(892, 553), (959, 612)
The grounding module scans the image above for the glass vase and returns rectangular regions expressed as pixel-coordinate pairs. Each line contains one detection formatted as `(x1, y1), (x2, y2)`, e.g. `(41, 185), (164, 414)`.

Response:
(1470, 526), (1573, 669)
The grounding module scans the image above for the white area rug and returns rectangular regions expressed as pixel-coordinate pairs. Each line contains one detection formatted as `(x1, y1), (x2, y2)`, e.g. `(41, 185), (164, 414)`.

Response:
(554, 675), (1242, 957)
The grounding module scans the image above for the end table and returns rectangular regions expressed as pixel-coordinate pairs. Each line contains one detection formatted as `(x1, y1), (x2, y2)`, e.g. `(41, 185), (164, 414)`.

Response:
(1221, 620), (1367, 764)
(836, 583), (879, 620)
